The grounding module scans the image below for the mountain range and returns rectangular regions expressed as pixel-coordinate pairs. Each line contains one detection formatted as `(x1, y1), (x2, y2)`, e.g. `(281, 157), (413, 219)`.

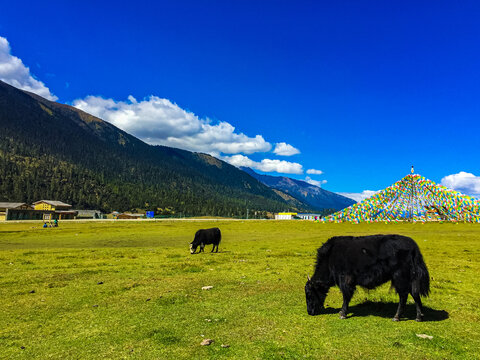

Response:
(240, 167), (356, 212)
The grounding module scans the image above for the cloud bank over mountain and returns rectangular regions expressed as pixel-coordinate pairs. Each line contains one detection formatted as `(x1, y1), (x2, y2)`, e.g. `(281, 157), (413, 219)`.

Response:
(72, 95), (312, 176)
(221, 154), (304, 174)
(73, 95), (272, 155)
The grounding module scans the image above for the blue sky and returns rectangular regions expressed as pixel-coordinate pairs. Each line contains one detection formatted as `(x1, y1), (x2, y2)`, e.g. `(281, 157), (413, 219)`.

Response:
(1, 1), (479, 199)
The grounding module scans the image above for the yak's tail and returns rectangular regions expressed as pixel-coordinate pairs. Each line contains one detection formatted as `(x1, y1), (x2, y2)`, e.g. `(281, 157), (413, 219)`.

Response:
(411, 247), (430, 297)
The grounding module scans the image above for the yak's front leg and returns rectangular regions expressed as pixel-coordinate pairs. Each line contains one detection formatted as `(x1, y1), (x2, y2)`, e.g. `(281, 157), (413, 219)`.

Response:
(339, 285), (355, 319)
(199, 243), (205, 253)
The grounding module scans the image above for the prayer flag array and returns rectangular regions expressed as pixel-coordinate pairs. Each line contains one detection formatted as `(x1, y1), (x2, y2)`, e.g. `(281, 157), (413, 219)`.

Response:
(322, 173), (480, 223)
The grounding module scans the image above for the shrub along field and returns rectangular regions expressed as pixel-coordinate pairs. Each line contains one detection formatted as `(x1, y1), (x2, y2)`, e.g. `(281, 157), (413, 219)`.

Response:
(0, 220), (479, 359)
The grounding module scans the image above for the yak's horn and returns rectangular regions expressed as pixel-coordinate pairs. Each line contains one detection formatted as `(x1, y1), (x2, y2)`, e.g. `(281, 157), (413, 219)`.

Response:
(307, 274), (311, 281)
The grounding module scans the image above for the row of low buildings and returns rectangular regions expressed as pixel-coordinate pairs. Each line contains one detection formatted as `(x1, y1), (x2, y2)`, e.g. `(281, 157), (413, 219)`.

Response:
(0, 200), (78, 221)
(0, 201), (149, 221)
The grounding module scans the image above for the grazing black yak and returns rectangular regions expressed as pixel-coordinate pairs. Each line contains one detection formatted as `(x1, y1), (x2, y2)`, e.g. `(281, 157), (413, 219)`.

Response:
(305, 234), (430, 321)
(190, 227), (221, 254)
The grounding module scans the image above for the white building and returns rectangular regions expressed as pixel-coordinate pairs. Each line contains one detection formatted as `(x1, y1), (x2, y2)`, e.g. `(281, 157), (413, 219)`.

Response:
(275, 212), (297, 220)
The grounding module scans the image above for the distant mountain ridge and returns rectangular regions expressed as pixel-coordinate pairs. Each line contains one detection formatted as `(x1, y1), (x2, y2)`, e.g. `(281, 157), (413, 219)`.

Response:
(0, 80), (314, 216)
(240, 167), (356, 212)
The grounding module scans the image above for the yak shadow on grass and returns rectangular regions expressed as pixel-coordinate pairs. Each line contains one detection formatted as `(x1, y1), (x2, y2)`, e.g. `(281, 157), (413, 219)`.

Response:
(321, 301), (449, 322)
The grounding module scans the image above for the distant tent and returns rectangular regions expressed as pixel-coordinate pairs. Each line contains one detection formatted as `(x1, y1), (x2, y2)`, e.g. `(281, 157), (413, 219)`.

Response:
(323, 173), (480, 223)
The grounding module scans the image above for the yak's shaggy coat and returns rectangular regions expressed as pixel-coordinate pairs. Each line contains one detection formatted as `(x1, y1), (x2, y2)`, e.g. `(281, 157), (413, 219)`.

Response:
(305, 234), (430, 321)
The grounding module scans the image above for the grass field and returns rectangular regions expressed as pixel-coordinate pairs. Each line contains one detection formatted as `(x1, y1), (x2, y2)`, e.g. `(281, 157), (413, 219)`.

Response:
(0, 220), (479, 359)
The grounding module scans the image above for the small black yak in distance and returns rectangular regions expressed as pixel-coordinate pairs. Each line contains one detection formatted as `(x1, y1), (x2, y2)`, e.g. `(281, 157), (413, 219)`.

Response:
(305, 234), (430, 321)
(190, 227), (221, 254)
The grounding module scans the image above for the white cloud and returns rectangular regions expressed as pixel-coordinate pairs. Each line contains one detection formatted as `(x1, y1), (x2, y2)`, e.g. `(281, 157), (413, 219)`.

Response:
(273, 142), (300, 156)
(338, 190), (378, 202)
(0, 36), (57, 101)
(73, 95), (272, 155)
(305, 176), (327, 187)
(222, 154), (303, 174)
(441, 171), (480, 198)
(306, 169), (323, 175)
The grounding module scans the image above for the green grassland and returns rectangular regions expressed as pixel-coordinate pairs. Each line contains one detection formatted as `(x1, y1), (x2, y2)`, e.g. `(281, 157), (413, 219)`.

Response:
(0, 220), (479, 359)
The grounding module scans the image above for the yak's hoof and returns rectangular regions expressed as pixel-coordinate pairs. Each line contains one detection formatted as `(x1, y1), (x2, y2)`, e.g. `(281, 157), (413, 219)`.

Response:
(339, 313), (347, 319)
(415, 317), (423, 322)
(392, 316), (400, 322)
